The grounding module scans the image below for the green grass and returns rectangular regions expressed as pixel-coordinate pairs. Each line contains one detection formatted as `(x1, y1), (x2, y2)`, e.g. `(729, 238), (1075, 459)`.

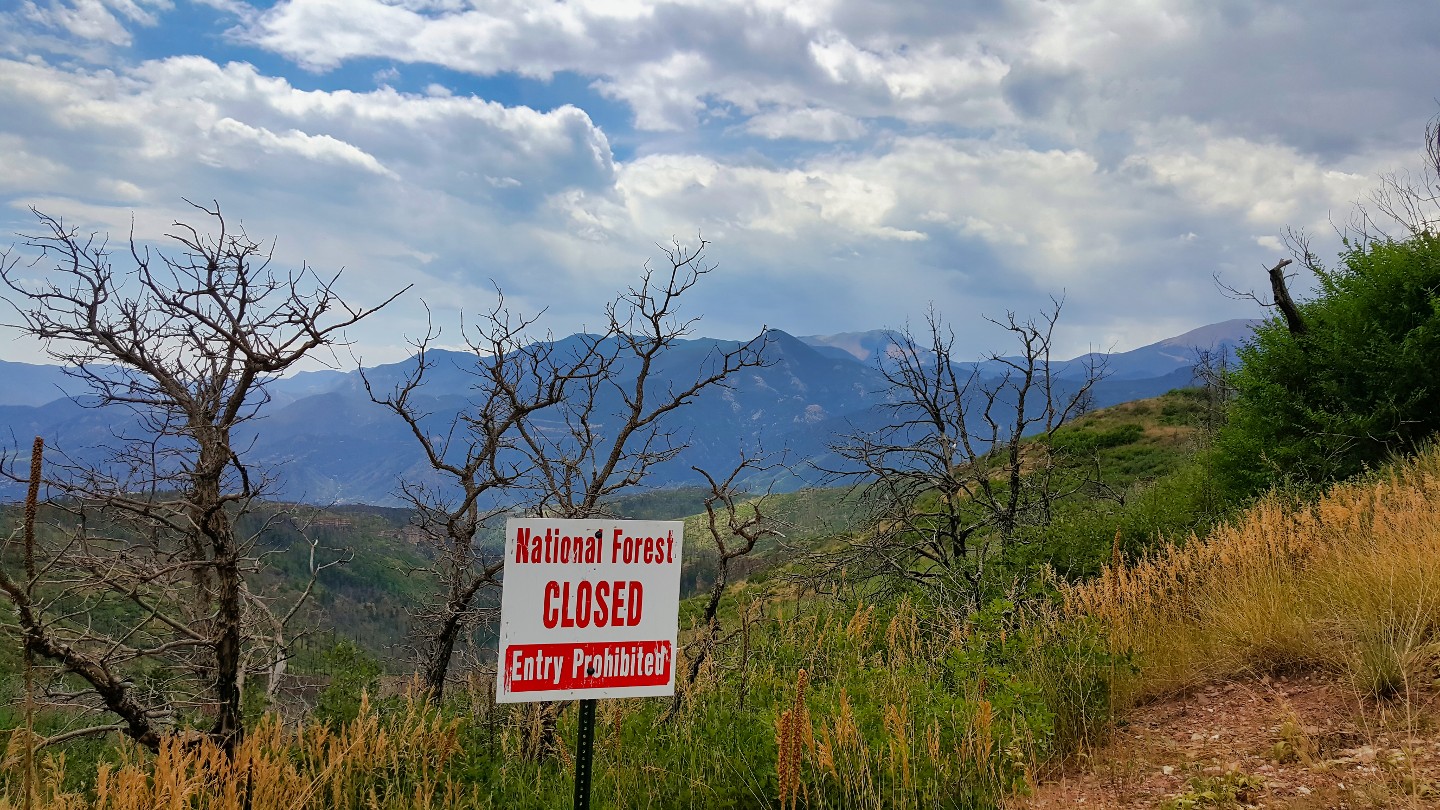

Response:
(0, 386), (1241, 808)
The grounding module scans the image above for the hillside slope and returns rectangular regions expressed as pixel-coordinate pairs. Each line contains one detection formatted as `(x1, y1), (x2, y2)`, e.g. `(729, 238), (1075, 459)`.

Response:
(1030, 442), (1440, 808)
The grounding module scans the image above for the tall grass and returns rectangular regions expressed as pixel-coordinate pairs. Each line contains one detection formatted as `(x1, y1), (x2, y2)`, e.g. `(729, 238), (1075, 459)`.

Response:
(4, 592), (1096, 809)
(1065, 442), (1440, 705)
(3, 694), (466, 810)
(18, 432), (1439, 807)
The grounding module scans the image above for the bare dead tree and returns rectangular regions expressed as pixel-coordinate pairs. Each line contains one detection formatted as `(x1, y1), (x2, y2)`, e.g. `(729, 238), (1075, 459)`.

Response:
(241, 512), (352, 705)
(0, 202), (403, 753)
(667, 454), (784, 717)
(689, 457), (784, 663)
(1215, 251), (1309, 338)
(1190, 345), (1236, 438)
(1264, 258), (1308, 336)
(516, 237), (771, 520)
(363, 297), (600, 702)
(1348, 116), (1440, 243)
(817, 301), (1105, 604)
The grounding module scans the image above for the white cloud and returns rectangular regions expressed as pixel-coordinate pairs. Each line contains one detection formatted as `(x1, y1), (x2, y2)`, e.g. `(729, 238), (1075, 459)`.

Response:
(208, 118), (398, 178)
(0, 54), (619, 204)
(190, 0), (255, 18)
(0, 52), (626, 361)
(1124, 121), (1374, 231)
(237, 0), (1440, 161)
(0, 135), (67, 191)
(245, 0), (1021, 132)
(742, 107), (866, 141)
(592, 52), (712, 131)
(573, 151), (931, 248)
(17, 0), (171, 46)
(536, 116), (1408, 356)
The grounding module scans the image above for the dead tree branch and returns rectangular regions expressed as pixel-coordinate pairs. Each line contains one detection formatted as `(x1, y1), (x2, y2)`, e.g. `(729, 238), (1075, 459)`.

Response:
(0, 201), (403, 753)
(816, 301), (1106, 605)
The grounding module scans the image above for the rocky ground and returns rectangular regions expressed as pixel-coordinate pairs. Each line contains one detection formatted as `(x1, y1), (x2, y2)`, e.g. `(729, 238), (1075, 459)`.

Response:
(1018, 673), (1440, 809)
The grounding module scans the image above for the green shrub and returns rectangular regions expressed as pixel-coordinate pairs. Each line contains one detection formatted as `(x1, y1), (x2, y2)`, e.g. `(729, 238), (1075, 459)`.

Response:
(1015, 454), (1234, 581)
(1216, 233), (1440, 496)
(314, 639), (382, 727)
(1051, 423), (1144, 455)
(1026, 617), (1135, 758)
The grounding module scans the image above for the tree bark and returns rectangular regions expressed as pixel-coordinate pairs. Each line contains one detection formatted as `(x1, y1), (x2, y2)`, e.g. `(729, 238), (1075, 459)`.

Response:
(1267, 259), (1307, 336)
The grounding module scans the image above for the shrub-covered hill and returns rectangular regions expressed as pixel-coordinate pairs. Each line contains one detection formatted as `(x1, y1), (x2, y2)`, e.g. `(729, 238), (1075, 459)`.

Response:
(10, 386), (1440, 809)
(677, 385), (1232, 595)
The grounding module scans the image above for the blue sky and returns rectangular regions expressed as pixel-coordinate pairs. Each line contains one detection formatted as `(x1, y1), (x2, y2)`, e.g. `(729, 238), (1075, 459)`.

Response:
(2, 0), (1438, 367)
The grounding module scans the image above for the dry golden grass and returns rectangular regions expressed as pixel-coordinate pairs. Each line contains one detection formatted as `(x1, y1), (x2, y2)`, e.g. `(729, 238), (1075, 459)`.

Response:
(1064, 442), (1440, 705)
(3, 693), (465, 810)
(4, 592), (1045, 810)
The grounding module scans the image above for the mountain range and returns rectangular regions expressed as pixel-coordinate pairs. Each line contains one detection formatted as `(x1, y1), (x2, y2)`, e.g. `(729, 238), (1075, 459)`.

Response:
(0, 319), (1259, 506)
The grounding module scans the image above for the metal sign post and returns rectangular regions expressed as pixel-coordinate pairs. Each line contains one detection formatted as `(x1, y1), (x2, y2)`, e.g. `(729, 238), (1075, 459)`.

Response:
(573, 698), (597, 810)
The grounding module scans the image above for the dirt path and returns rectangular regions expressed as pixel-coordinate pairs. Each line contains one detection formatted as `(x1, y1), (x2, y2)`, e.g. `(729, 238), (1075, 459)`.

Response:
(1016, 673), (1440, 808)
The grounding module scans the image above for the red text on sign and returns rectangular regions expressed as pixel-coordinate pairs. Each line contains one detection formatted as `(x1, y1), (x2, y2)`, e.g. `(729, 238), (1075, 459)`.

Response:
(541, 580), (644, 629)
(610, 528), (675, 565)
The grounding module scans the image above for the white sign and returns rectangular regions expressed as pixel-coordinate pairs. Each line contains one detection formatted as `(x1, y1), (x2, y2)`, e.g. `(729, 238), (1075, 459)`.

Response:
(495, 518), (684, 702)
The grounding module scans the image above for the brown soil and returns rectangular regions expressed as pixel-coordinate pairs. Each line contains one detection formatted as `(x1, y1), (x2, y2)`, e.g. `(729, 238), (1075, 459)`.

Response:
(1015, 673), (1440, 809)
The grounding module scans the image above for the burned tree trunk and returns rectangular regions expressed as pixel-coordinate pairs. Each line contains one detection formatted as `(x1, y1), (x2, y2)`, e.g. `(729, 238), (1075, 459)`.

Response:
(1267, 258), (1307, 336)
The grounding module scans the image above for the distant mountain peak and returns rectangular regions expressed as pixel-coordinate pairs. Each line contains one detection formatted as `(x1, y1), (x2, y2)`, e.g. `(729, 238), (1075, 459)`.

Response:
(795, 329), (903, 363)
(1156, 318), (1261, 349)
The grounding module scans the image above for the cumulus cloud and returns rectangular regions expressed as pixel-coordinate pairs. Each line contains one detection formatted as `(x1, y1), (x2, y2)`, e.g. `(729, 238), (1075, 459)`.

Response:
(3, 0), (1439, 364)
(1124, 121), (1373, 231)
(532, 119), (1387, 353)
(234, 0), (1440, 156)
(244, 0), (1020, 132)
(0, 54), (616, 205)
(0, 51), (626, 363)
